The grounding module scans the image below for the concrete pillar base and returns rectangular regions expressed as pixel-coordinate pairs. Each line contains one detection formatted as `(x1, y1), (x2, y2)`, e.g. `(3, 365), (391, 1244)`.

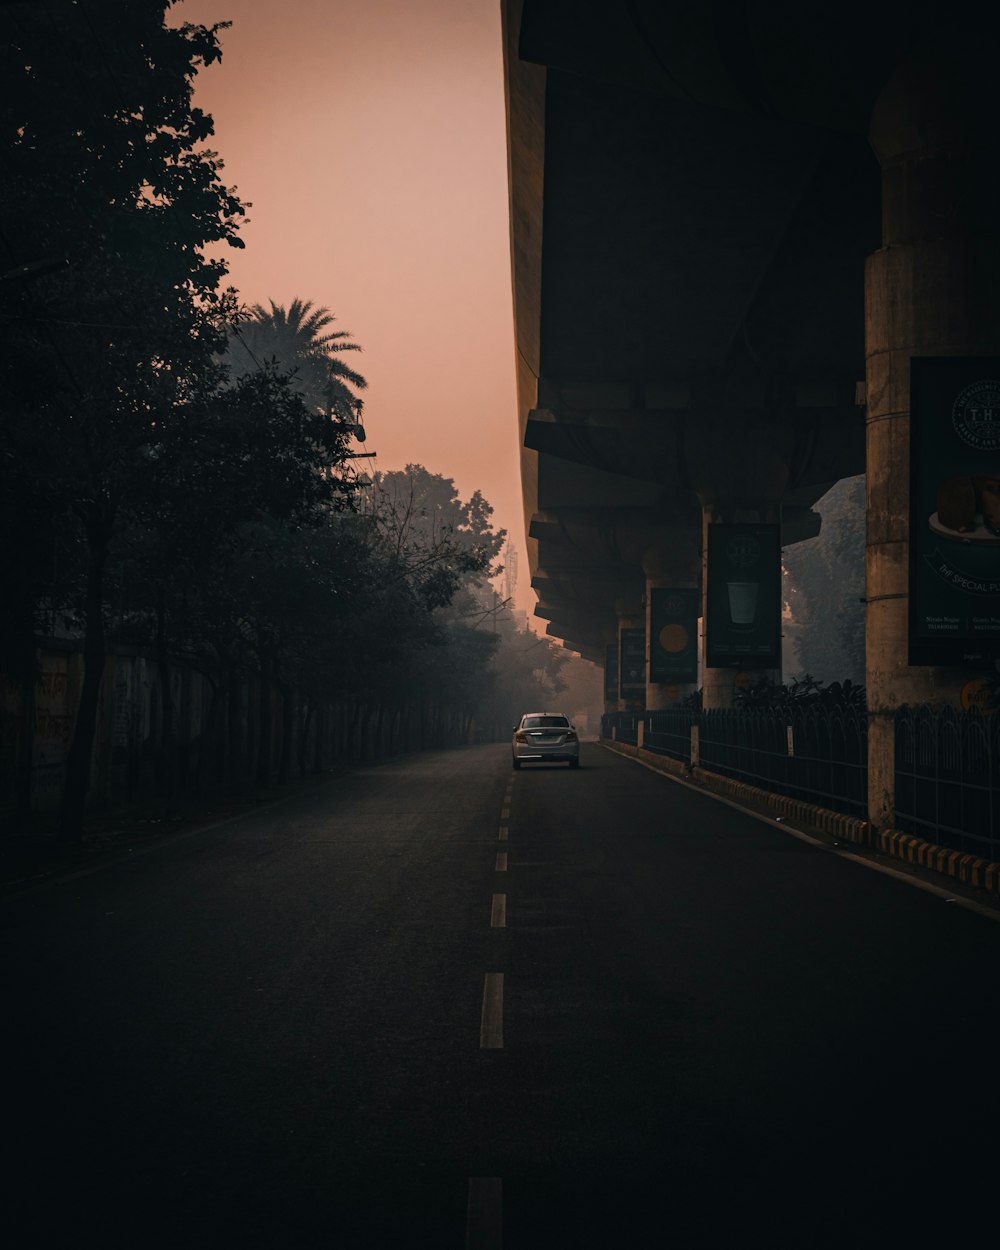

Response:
(864, 57), (996, 827)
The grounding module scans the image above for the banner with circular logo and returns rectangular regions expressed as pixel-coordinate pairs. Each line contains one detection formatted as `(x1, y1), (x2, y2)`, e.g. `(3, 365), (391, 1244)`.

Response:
(649, 587), (699, 683)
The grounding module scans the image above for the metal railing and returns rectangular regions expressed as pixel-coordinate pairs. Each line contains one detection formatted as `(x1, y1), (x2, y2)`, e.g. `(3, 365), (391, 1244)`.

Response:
(697, 706), (868, 819)
(645, 708), (698, 762)
(698, 706), (789, 791)
(791, 704), (869, 820)
(603, 702), (1000, 855)
(599, 710), (639, 745)
(894, 705), (1000, 861)
(602, 704), (867, 820)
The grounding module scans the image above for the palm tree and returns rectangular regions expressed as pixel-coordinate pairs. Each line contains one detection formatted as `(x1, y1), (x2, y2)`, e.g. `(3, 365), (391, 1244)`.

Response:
(228, 297), (367, 421)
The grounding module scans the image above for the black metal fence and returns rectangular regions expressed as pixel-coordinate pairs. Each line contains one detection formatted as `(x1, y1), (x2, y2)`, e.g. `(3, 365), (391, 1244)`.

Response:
(895, 705), (1000, 861)
(645, 708), (698, 762)
(599, 710), (639, 745)
(602, 702), (1000, 855)
(601, 704), (867, 820)
(699, 705), (868, 820)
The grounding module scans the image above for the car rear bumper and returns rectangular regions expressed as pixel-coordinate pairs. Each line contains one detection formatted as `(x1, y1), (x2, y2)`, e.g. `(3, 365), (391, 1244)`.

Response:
(512, 744), (579, 762)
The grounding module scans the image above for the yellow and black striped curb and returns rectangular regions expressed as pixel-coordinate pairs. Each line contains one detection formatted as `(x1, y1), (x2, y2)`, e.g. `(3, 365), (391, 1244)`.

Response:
(877, 829), (1000, 898)
(602, 737), (1000, 901)
(690, 767), (870, 845)
(601, 737), (870, 844)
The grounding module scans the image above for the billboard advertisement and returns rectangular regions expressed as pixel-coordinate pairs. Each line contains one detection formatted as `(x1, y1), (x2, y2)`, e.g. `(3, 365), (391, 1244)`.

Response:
(618, 627), (646, 696)
(705, 523), (781, 669)
(910, 357), (1000, 665)
(649, 588), (699, 683)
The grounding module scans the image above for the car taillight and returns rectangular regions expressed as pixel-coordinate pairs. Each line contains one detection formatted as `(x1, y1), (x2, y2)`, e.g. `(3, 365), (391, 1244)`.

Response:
(515, 731), (528, 742)
(565, 730), (577, 740)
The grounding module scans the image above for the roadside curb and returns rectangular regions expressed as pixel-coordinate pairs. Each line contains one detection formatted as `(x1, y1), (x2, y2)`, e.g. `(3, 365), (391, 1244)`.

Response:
(600, 737), (1000, 901)
(601, 738), (869, 844)
(876, 828), (1000, 898)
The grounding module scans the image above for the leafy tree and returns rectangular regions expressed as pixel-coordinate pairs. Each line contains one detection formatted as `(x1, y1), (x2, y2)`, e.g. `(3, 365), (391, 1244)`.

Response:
(322, 465), (508, 753)
(392, 623), (500, 750)
(111, 365), (358, 799)
(300, 516), (443, 758)
(370, 465), (506, 602)
(197, 514), (371, 785)
(1, 1), (246, 837)
(474, 620), (573, 739)
(551, 648), (604, 732)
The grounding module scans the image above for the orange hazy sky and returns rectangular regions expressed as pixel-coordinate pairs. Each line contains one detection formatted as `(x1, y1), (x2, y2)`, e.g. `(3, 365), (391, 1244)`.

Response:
(178, 0), (532, 615)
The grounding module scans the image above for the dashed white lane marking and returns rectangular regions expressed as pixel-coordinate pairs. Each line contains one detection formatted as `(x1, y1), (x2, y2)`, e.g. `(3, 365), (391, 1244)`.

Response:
(466, 1176), (503, 1249)
(500, 807), (510, 819)
(490, 894), (507, 928)
(495, 852), (508, 872)
(480, 973), (504, 1049)
(498, 826), (508, 841)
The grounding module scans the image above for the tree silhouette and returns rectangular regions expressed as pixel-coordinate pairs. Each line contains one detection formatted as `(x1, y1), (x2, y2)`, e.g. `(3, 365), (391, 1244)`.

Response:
(229, 297), (367, 421)
(1, 3), (247, 839)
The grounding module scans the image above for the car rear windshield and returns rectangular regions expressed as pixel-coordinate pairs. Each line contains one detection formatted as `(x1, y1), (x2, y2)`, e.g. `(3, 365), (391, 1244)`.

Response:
(522, 716), (569, 728)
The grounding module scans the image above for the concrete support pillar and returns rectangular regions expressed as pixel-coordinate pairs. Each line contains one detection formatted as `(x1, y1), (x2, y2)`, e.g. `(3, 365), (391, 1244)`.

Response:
(864, 60), (994, 830)
(600, 624), (622, 715)
(700, 500), (782, 710)
(642, 541), (701, 710)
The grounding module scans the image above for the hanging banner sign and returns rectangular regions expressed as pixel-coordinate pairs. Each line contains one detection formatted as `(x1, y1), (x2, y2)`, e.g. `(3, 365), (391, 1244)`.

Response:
(649, 588), (699, 683)
(706, 523), (781, 669)
(910, 357), (1000, 665)
(604, 642), (618, 700)
(619, 627), (646, 695)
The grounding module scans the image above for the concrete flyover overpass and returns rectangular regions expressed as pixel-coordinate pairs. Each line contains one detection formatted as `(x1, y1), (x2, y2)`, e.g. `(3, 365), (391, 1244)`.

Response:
(501, 0), (1000, 829)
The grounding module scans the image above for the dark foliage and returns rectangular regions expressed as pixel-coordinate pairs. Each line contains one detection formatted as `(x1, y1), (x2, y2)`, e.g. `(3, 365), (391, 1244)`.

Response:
(1, 5), (547, 837)
(734, 674), (866, 712)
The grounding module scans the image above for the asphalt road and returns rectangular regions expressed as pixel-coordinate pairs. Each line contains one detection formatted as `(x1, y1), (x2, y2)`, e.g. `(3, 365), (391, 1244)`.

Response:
(4, 743), (999, 1248)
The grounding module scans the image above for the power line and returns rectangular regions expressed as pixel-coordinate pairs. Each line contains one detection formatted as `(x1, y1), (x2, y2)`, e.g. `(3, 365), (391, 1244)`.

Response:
(229, 322), (265, 370)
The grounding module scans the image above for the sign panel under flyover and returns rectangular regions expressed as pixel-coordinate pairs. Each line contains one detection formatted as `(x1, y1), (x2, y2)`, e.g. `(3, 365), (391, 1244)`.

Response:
(706, 523), (781, 669)
(649, 587), (699, 683)
(618, 627), (646, 696)
(910, 357), (1000, 665)
(604, 642), (618, 700)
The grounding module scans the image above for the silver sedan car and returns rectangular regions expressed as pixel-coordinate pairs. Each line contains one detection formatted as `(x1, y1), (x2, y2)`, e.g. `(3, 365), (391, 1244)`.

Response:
(511, 712), (580, 769)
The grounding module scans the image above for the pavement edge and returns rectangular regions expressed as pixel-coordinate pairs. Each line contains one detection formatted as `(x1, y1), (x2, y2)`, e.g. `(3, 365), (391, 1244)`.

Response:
(600, 737), (1000, 902)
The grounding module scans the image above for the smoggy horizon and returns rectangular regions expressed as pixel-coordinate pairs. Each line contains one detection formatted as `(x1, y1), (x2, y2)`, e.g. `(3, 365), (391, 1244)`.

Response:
(178, 0), (538, 622)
